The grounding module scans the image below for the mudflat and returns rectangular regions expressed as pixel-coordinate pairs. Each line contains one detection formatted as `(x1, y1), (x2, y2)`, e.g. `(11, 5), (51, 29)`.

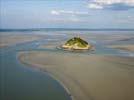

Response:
(19, 51), (134, 100)
(108, 45), (134, 52)
(0, 34), (44, 48)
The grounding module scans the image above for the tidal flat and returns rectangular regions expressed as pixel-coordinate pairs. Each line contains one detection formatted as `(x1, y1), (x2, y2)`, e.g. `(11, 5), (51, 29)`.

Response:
(1, 31), (134, 100)
(0, 33), (45, 48)
(18, 31), (134, 100)
(19, 51), (134, 100)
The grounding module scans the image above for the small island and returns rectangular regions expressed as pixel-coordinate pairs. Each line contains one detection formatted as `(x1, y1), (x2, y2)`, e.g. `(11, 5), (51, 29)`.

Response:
(61, 37), (92, 50)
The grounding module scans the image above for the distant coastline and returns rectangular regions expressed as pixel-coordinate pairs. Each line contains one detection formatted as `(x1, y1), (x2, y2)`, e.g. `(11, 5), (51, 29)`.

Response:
(1, 28), (134, 32)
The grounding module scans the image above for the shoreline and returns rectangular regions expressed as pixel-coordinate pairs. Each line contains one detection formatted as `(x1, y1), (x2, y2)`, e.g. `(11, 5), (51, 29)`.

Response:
(18, 51), (134, 100)
(18, 52), (95, 100)
(45, 71), (74, 100)
(18, 53), (74, 100)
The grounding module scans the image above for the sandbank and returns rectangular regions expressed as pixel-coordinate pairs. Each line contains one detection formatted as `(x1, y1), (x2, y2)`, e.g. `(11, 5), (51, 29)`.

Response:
(18, 51), (134, 100)
(0, 34), (44, 48)
(108, 45), (134, 52)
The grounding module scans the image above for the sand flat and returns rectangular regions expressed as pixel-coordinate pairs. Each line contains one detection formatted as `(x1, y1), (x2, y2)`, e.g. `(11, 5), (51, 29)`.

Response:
(19, 51), (134, 100)
(0, 34), (44, 48)
(108, 45), (134, 52)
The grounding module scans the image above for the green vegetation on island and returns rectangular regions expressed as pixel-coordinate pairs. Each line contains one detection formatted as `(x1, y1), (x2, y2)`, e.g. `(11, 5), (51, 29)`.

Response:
(62, 37), (92, 50)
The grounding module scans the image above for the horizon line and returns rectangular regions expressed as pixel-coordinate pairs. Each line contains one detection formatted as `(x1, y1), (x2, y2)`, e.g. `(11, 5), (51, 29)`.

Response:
(0, 28), (134, 32)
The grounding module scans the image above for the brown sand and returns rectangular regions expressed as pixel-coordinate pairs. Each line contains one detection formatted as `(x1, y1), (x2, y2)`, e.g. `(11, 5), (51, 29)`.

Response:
(39, 41), (62, 49)
(18, 51), (134, 100)
(108, 45), (134, 52)
(0, 34), (44, 48)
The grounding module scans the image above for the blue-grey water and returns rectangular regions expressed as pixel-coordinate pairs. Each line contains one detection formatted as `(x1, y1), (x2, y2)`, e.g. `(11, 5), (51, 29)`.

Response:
(0, 30), (134, 100)
(0, 40), (72, 100)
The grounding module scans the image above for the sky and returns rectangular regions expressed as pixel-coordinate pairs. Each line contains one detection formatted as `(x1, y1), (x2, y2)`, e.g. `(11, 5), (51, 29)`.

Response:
(0, 0), (134, 29)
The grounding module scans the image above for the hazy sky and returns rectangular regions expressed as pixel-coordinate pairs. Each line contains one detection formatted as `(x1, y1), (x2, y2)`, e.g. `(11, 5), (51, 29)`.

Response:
(1, 0), (134, 29)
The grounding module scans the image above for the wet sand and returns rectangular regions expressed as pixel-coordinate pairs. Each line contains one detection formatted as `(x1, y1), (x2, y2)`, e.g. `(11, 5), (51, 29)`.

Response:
(18, 51), (134, 100)
(0, 34), (44, 48)
(108, 45), (134, 52)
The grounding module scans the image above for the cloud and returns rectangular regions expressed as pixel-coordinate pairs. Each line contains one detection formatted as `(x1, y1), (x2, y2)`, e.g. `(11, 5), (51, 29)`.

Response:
(88, 3), (103, 9)
(50, 10), (88, 23)
(51, 10), (89, 15)
(87, 0), (134, 10)
(51, 10), (60, 15)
